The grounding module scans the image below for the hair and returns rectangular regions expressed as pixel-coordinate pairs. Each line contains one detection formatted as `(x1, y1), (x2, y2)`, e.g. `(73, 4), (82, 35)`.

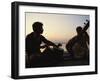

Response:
(76, 26), (82, 32)
(32, 22), (43, 32)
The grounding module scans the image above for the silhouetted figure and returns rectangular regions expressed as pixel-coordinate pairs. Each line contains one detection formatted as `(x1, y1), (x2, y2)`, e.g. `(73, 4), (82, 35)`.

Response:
(66, 20), (89, 59)
(26, 22), (58, 67)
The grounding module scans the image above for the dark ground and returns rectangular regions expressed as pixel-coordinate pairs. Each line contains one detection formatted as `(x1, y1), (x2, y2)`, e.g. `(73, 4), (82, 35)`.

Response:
(26, 53), (89, 68)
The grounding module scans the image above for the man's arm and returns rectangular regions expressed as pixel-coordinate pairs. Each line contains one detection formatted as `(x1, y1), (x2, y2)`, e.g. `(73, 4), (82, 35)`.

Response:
(40, 45), (47, 49)
(41, 36), (58, 48)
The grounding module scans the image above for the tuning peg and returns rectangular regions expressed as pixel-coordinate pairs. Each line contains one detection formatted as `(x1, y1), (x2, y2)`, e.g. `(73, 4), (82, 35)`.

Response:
(84, 23), (86, 25)
(86, 20), (89, 22)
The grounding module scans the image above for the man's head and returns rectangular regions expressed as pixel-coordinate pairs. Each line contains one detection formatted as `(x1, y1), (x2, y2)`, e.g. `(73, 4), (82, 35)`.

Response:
(76, 26), (82, 35)
(32, 22), (43, 34)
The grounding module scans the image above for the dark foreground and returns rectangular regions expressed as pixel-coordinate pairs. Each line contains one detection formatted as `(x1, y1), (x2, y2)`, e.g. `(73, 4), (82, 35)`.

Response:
(26, 52), (89, 68)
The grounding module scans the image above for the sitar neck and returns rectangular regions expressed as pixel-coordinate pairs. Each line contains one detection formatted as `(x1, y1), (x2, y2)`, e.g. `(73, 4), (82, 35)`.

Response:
(83, 20), (89, 31)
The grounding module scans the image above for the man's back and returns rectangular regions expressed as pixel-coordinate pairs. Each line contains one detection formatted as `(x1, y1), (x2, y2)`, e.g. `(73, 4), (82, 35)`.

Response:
(26, 32), (42, 55)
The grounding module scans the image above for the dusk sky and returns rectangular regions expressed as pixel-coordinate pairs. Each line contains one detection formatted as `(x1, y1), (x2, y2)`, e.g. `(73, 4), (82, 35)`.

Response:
(25, 12), (89, 44)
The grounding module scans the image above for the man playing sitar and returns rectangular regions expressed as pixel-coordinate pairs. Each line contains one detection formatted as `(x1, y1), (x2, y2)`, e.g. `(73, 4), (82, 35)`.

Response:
(66, 20), (89, 59)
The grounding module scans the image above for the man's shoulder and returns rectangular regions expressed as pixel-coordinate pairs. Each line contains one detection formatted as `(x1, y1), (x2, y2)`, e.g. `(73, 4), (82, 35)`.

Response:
(40, 35), (44, 38)
(40, 35), (47, 41)
(70, 36), (77, 41)
(26, 32), (34, 38)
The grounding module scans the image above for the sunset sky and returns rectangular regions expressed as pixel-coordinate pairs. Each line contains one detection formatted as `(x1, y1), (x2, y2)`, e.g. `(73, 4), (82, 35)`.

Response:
(25, 12), (89, 43)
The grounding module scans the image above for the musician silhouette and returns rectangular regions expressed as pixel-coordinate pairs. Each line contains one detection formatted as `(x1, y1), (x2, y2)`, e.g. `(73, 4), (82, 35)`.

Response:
(66, 20), (89, 58)
(26, 22), (58, 66)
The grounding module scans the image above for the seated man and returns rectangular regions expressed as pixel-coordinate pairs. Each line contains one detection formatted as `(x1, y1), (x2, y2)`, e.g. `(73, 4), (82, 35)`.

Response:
(26, 22), (58, 67)
(66, 20), (89, 58)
